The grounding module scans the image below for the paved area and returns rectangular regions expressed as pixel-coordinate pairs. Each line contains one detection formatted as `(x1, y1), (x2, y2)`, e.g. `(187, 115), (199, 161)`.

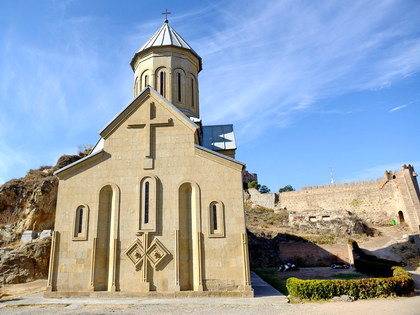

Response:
(1, 272), (419, 314)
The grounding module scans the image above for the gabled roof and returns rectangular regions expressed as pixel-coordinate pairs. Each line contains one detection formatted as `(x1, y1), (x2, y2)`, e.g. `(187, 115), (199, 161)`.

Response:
(99, 86), (199, 139)
(201, 124), (237, 151)
(131, 21), (202, 71)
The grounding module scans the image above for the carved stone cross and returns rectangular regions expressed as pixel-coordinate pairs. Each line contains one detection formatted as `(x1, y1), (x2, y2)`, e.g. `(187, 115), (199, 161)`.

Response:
(128, 102), (172, 169)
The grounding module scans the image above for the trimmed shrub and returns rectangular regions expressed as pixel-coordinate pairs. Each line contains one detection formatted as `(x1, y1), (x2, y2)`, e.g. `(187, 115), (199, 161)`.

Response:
(286, 266), (414, 300)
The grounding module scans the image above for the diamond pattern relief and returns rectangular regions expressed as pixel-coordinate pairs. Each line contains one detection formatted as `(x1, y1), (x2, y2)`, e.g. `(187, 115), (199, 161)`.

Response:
(146, 238), (171, 269)
(124, 239), (145, 268)
(124, 236), (170, 270)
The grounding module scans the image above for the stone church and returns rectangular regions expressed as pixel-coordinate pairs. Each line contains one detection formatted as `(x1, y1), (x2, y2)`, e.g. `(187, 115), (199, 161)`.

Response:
(45, 19), (252, 297)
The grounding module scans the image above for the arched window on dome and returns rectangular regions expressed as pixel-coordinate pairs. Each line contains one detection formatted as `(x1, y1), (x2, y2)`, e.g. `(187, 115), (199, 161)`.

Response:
(144, 75), (149, 88)
(134, 77), (139, 96)
(190, 75), (197, 107)
(141, 70), (151, 90)
(156, 69), (167, 97)
(173, 69), (185, 104)
(177, 73), (181, 102)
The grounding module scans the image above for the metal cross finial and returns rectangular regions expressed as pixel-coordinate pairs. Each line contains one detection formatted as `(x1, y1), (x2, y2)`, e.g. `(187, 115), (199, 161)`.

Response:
(162, 9), (171, 22)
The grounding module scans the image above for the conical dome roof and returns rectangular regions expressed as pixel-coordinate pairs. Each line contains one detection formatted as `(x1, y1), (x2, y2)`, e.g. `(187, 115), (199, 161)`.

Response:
(131, 21), (202, 71)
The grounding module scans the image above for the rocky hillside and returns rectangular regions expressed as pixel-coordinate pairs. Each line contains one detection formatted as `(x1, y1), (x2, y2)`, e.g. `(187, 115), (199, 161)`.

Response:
(0, 154), (83, 246)
(0, 238), (51, 284)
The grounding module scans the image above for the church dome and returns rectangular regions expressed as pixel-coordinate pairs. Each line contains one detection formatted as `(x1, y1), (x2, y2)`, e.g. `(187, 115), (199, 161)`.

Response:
(131, 20), (202, 71)
(130, 19), (202, 118)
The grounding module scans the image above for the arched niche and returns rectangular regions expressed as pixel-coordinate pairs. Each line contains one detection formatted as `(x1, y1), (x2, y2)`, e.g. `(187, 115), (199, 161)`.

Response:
(177, 181), (203, 291)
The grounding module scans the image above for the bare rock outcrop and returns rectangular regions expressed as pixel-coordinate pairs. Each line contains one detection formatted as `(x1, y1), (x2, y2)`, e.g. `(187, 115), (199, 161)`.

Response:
(0, 237), (51, 284)
(0, 154), (83, 246)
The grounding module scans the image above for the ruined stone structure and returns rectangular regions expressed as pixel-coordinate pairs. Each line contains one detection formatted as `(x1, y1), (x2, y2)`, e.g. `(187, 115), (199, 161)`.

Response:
(46, 20), (252, 297)
(249, 165), (420, 233)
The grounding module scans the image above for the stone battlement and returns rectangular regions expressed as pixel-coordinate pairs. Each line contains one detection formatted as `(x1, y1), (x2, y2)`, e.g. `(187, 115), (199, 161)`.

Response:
(247, 164), (420, 233)
(293, 164), (417, 193)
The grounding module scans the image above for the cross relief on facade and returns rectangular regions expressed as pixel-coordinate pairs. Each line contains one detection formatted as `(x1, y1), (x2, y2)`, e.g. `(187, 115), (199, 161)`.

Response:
(124, 233), (171, 283)
(127, 102), (173, 170)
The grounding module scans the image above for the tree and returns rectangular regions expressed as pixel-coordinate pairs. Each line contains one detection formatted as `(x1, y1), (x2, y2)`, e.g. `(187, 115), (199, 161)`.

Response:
(279, 185), (295, 193)
(259, 185), (270, 193)
(247, 180), (261, 190)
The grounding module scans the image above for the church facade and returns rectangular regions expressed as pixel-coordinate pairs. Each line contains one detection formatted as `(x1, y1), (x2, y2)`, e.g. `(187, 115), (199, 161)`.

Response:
(45, 20), (252, 297)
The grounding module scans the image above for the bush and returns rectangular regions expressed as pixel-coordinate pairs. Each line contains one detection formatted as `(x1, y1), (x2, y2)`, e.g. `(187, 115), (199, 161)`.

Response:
(286, 266), (414, 300)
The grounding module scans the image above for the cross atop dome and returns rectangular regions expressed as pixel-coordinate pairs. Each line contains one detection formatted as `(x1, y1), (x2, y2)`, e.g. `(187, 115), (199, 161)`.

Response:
(162, 9), (171, 23)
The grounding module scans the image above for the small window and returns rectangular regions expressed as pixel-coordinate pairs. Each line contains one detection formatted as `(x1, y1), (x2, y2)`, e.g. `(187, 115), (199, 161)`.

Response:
(144, 75), (149, 88)
(212, 204), (217, 230)
(138, 176), (158, 233)
(177, 73), (182, 102)
(309, 216), (317, 222)
(73, 205), (89, 241)
(159, 71), (166, 97)
(78, 208), (83, 233)
(191, 78), (195, 107)
(209, 201), (225, 237)
(144, 181), (149, 224)
(134, 77), (139, 96)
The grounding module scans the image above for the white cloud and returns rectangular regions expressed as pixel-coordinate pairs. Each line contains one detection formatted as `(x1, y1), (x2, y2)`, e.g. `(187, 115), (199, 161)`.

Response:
(389, 105), (407, 112)
(186, 1), (420, 137)
(389, 98), (419, 112)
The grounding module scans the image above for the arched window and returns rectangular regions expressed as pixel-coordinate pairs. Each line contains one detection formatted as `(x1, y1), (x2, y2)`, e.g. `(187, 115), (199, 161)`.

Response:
(139, 176), (158, 232)
(208, 201), (225, 237)
(134, 77), (139, 96)
(78, 208), (84, 234)
(73, 205), (89, 240)
(144, 181), (150, 224)
(144, 75), (149, 88)
(212, 204), (217, 230)
(177, 73), (182, 102)
(141, 70), (151, 90)
(190, 75), (197, 107)
(159, 71), (166, 96)
(191, 78), (194, 107)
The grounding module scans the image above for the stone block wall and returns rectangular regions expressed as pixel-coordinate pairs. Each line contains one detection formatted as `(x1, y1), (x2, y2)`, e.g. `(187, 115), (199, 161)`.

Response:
(279, 165), (420, 232)
(278, 243), (350, 266)
(247, 188), (277, 209)
(280, 180), (397, 226)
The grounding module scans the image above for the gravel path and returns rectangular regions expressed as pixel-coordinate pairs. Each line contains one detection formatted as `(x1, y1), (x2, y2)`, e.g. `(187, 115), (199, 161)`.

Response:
(1, 272), (419, 315)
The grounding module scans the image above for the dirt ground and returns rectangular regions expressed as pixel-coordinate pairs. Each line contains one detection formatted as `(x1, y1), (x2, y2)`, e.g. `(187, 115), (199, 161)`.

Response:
(0, 279), (47, 301)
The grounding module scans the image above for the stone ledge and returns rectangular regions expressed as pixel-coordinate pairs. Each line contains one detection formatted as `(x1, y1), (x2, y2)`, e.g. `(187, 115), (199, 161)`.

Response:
(44, 289), (254, 298)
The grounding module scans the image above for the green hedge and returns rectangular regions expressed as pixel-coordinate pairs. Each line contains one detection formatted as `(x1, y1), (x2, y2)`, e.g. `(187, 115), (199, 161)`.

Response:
(286, 266), (414, 300)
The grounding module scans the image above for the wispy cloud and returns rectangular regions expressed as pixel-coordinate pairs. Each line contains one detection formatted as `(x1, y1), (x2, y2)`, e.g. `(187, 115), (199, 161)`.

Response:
(389, 98), (419, 112)
(389, 104), (407, 112)
(181, 1), (420, 138)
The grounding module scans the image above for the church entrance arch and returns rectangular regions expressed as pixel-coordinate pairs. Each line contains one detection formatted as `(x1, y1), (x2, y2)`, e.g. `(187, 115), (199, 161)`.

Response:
(178, 182), (202, 291)
(398, 211), (405, 224)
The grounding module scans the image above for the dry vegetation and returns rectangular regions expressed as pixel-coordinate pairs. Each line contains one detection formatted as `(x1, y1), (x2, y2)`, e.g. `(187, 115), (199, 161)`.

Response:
(245, 201), (358, 245)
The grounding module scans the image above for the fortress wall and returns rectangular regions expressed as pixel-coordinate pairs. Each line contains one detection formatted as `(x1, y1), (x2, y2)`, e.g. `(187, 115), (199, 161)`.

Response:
(278, 243), (350, 265)
(247, 188), (277, 209)
(279, 178), (400, 225)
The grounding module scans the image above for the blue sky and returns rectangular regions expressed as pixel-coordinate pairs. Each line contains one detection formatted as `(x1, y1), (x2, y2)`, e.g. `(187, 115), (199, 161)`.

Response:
(0, 0), (419, 191)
